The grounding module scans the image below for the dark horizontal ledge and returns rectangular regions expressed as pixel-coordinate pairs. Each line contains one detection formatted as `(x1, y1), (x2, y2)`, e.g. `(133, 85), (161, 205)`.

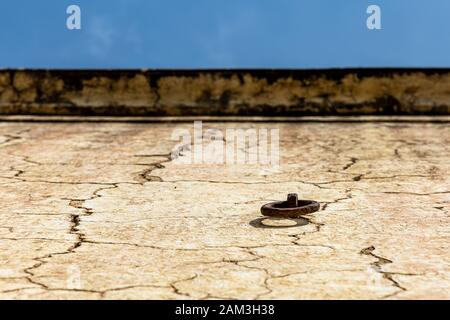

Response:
(1, 115), (449, 123)
(0, 68), (449, 116)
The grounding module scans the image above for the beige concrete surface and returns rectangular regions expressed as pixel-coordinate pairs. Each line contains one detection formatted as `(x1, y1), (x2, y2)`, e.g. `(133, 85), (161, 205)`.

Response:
(0, 120), (449, 299)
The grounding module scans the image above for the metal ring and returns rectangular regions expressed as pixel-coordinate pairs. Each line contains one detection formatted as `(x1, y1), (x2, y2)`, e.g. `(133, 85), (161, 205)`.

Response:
(261, 199), (320, 218)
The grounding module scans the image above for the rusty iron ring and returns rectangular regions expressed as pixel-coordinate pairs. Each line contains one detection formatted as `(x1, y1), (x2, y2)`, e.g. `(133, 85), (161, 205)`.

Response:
(261, 193), (320, 218)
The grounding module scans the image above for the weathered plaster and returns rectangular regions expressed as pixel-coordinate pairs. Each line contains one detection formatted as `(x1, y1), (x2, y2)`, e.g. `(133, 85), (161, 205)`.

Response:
(0, 120), (448, 299)
(1, 69), (450, 116)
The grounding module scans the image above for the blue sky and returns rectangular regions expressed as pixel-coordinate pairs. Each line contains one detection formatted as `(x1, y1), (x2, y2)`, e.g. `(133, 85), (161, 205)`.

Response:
(0, 0), (449, 68)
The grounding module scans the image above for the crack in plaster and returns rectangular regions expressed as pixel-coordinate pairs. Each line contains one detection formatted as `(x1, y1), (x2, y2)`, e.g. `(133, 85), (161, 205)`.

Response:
(360, 246), (408, 299)
(342, 157), (358, 171)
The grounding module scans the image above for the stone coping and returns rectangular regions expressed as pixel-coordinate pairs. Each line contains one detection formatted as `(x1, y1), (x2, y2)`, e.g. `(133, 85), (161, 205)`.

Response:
(1, 69), (450, 116)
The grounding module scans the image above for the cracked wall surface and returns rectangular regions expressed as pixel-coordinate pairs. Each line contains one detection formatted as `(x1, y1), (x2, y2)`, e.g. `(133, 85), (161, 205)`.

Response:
(0, 119), (449, 299)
